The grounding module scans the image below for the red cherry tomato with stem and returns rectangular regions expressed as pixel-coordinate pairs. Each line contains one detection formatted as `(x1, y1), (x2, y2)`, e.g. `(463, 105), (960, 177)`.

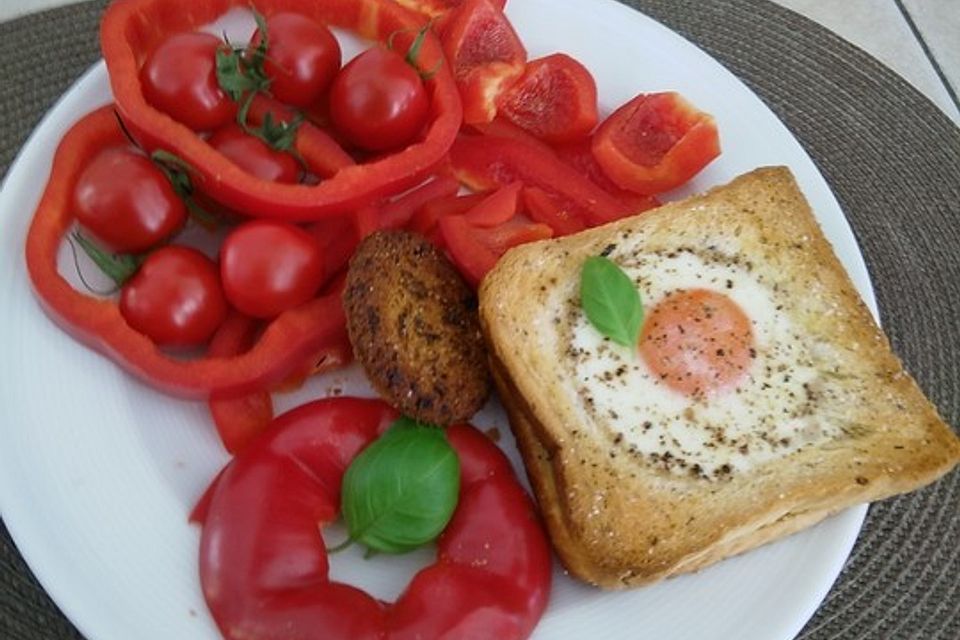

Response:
(329, 46), (430, 152)
(140, 32), (237, 132)
(207, 124), (301, 184)
(251, 12), (342, 108)
(73, 146), (186, 253)
(220, 220), (325, 319)
(119, 245), (228, 348)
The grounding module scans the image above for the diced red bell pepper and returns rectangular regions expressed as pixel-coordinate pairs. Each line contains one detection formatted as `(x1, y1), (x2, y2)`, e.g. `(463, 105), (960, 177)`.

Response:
(449, 133), (631, 226)
(591, 92), (721, 194)
(554, 138), (660, 213)
(100, 0), (463, 221)
(441, 0), (526, 124)
(25, 106), (351, 400)
(206, 312), (274, 455)
(498, 53), (598, 144)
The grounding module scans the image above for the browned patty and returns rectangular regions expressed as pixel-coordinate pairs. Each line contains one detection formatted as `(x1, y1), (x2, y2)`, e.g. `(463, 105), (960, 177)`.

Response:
(343, 230), (491, 425)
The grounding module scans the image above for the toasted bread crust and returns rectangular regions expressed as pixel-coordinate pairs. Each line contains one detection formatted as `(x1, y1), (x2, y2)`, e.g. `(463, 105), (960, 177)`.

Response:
(480, 167), (960, 588)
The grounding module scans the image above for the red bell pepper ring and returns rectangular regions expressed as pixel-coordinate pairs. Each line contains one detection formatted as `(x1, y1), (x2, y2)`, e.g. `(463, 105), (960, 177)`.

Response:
(246, 94), (354, 179)
(441, 0), (526, 124)
(197, 397), (551, 640)
(25, 106), (351, 399)
(498, 53), (599, 144)
(449, 133), (631, 225)
(591, 91), (721, 195)
(100, 0), (463, 221)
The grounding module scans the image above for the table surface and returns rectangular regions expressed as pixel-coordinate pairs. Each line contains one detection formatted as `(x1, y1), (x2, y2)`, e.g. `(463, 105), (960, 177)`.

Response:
(3, 0), (959, 125)
(1, 1), (958, 640)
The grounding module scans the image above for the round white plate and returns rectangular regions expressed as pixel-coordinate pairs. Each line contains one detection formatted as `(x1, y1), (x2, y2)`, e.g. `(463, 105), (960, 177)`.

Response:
(0, 1), (875, 639)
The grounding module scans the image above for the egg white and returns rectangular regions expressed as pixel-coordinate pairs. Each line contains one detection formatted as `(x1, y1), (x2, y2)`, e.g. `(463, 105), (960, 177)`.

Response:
(566, 247), (835, 479)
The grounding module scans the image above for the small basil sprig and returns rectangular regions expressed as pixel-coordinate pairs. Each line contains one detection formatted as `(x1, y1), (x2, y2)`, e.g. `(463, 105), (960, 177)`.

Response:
(336, 417), (460, 556)
(580, 255), (644, 346)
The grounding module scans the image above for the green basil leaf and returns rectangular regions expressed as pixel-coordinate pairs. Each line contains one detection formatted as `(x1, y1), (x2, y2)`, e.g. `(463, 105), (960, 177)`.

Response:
(340, 417), (460, 555)
(580, 255), (644, 346)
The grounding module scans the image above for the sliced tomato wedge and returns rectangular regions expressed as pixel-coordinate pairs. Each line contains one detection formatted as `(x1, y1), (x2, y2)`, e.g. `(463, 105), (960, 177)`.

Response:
(591, 92), (720, 194)
(441, 0), (526, 124)
(498, 54), (598, 144)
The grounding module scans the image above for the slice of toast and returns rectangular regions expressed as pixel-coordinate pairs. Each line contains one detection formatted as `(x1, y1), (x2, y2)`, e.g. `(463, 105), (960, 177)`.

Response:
(479, 166), (960, 589)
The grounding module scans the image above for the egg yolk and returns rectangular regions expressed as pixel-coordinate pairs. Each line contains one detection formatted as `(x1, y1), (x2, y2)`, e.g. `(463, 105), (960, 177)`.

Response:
(639, 288), (754, 397)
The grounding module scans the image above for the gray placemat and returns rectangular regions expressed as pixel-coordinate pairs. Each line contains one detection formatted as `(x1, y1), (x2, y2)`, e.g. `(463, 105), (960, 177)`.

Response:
(1, 0), (958, 638)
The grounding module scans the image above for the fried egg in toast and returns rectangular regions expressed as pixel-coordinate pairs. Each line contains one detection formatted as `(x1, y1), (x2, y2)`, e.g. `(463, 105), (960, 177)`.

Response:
(479, 167), (960, 588)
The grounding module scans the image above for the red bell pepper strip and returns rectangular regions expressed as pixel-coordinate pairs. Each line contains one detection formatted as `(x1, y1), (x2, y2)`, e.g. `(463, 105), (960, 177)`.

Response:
(25, 106), (350, 400)
(307, 214), (360, 283)
(439, 215), (498, 286)
(463, 181), (522, 227)
(498, 53), (599, 144)
(440, 213), (552, 286)
(207, 312), (274, 455)
(554, 137), (661, 213)
(100, 0), (463, 221)
(393, 0), (505, 21)
(408, 191), (487, 236)
(449, 133), (631, 225)
(591, 92), (721, 194)
(521, 186), (587, 236)
(376, 174), (461, 230)
(441, 0), (526, 124)
(469, 116), (556, 156)
(197, 397), (551, 640)
(246, 94), (354, 179)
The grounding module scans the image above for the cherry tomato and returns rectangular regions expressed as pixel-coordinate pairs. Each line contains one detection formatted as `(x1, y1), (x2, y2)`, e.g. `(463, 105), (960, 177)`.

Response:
(220, 220), (325, 319)
(328, 46), (430, 152)
(120, 246), (228, 348)
(140, 32), (237, 132)
(73, 146), (186, 253)
(207, 124), (301, 184)
(251, 12), (342, 108)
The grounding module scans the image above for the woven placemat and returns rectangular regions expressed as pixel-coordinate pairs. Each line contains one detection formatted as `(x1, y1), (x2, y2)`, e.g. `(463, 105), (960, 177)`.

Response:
(1, 0), (958, 638)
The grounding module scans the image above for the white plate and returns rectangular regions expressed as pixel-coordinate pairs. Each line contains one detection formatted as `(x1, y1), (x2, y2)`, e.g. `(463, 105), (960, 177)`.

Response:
(0, 1), (876, 639)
